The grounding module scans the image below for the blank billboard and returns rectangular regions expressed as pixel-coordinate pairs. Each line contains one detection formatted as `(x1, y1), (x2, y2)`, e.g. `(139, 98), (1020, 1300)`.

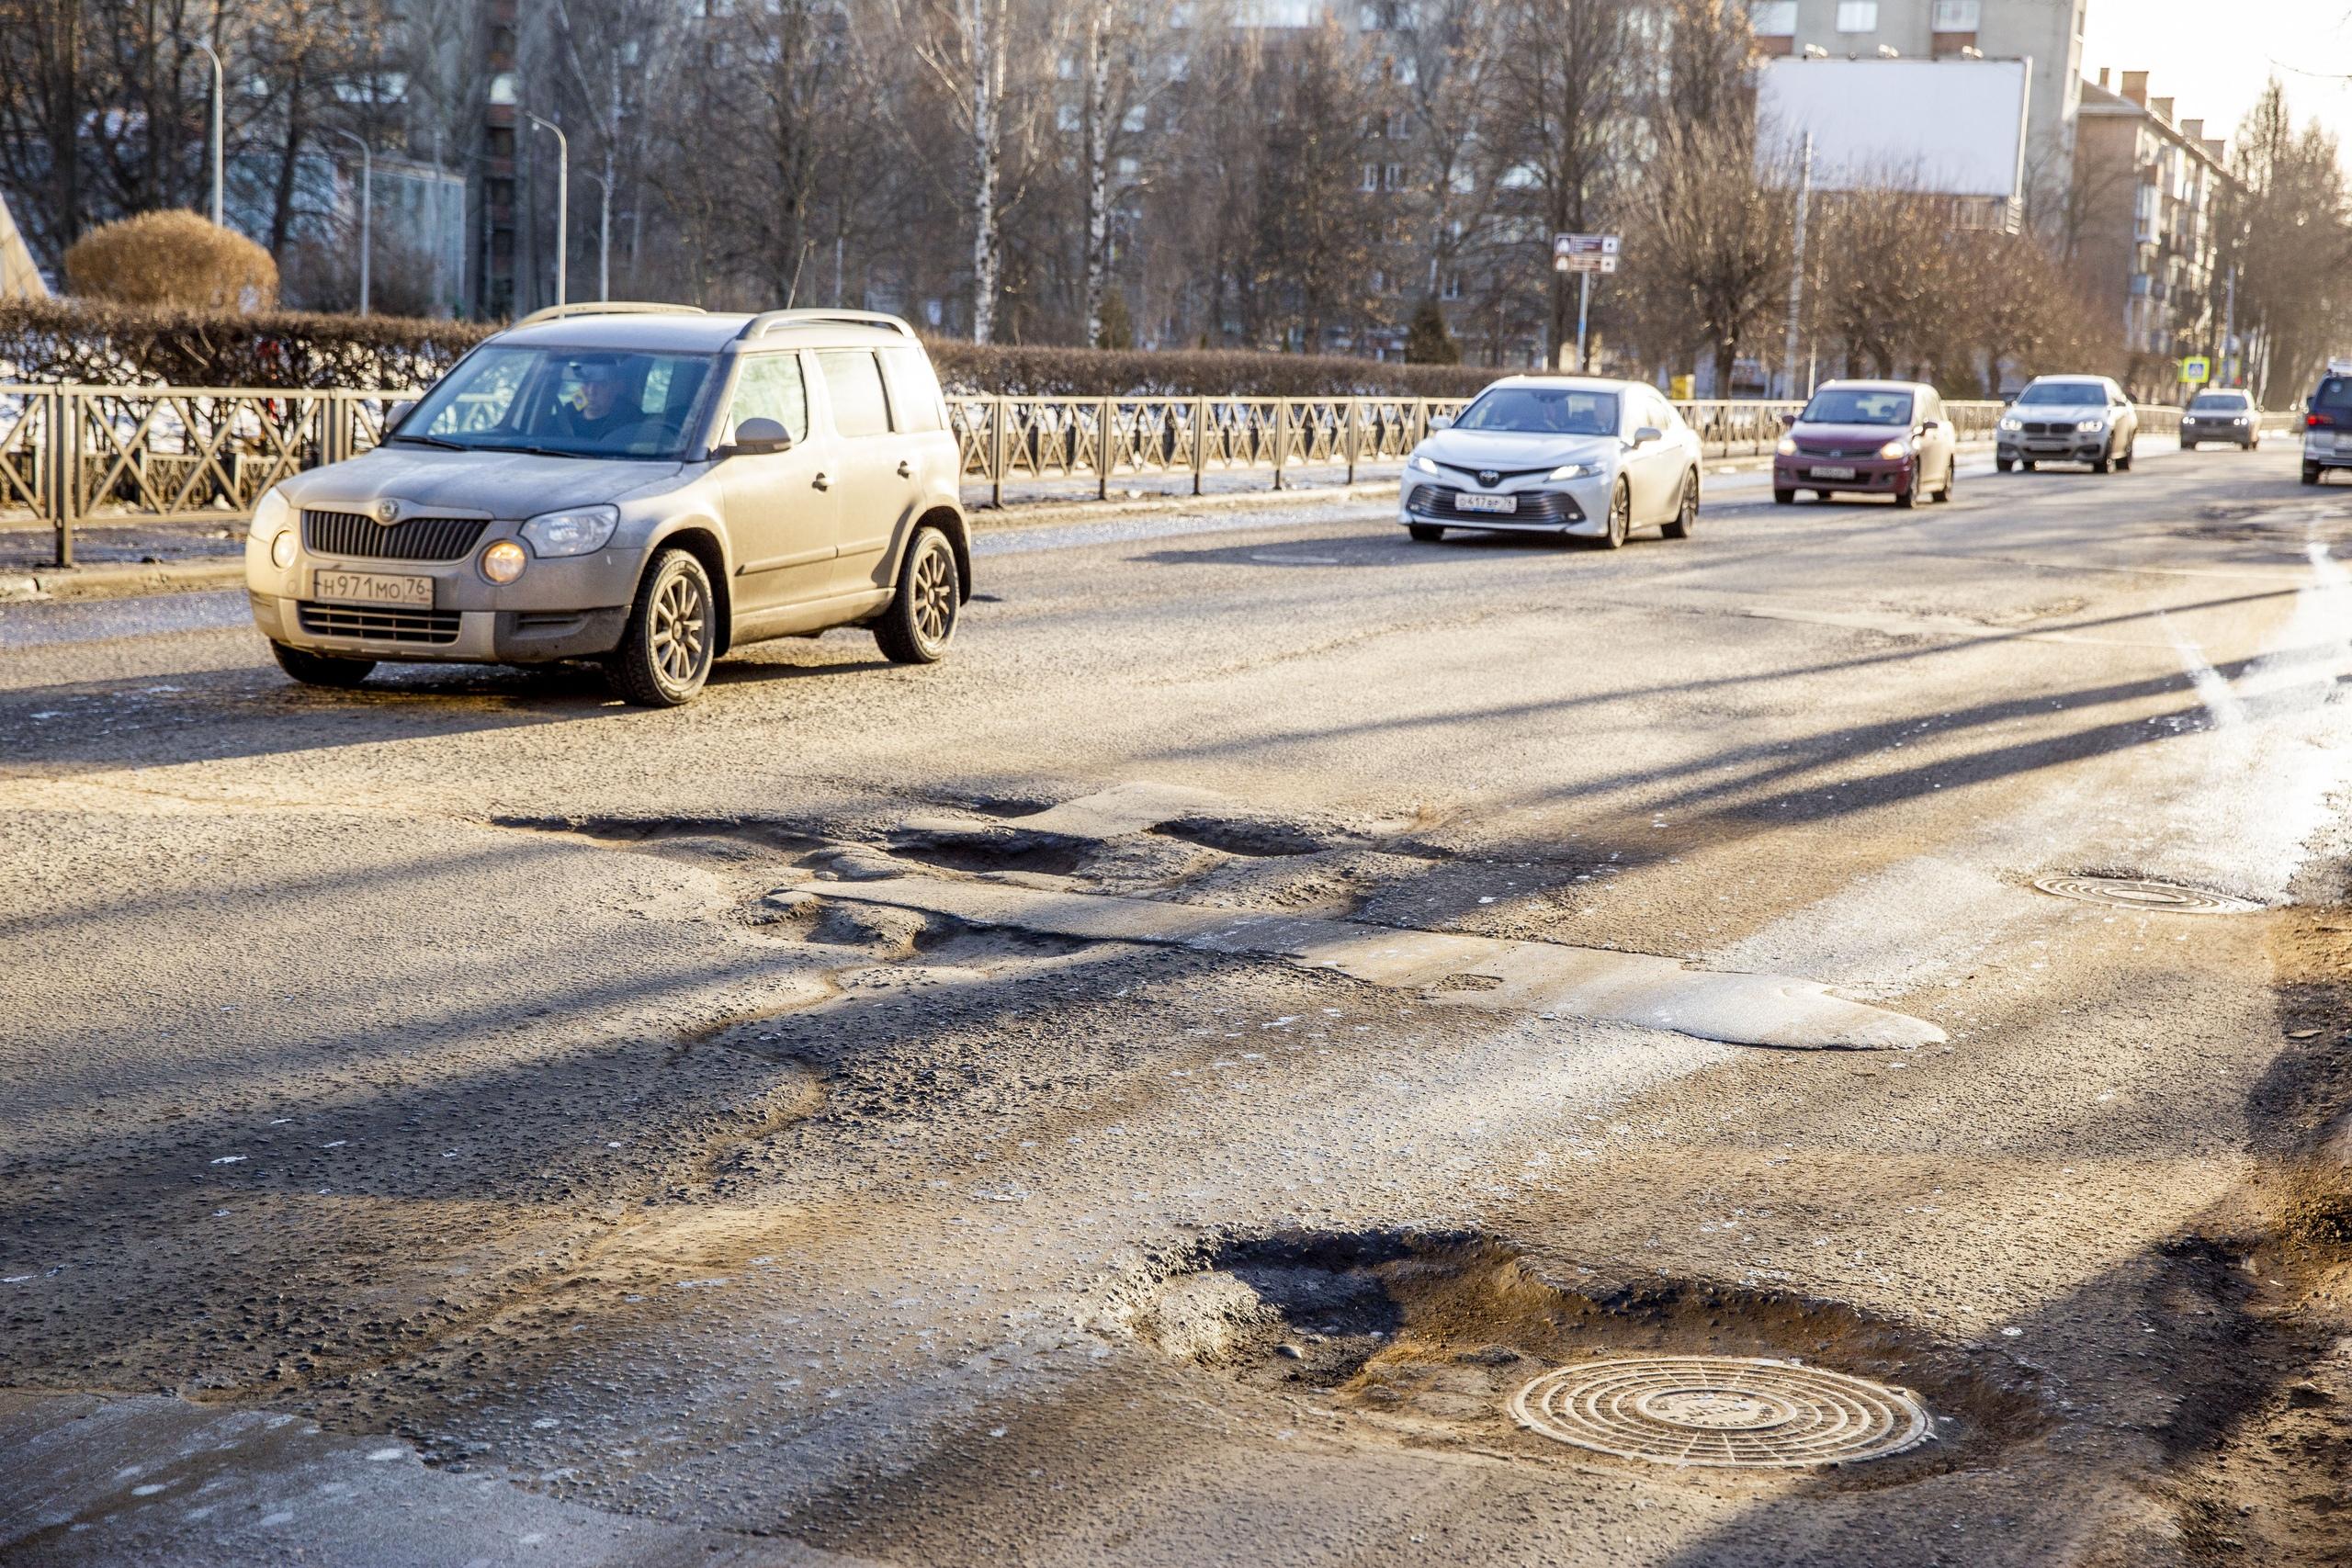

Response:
(1755, 58), (2032, 199)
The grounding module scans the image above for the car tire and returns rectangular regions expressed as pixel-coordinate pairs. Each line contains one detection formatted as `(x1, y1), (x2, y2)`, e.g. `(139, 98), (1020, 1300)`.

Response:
(270, 642), (375, 689)
(2305, 464), (2324, 486)
(2091, 442), (2112, 475)
(1407, 523), (1447, 543)
(1938, 459), (1957, 503)
(2183, 439), (2199, 451)
(1996, 457), (2014, 473)
(605, 546), (717, 707)
(1773, 488), (1795, 505)
(1661, 470), (1699, 538)
(874, 525), (961, 665)
(2021, 459), (2037, 472)
(1894, 466), (1919, 509)
(1592, 479), (1631, 549)
(2118, 435), (2135, 471)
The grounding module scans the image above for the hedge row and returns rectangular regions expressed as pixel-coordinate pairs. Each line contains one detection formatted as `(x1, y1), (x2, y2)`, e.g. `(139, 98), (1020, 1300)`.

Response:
(0, 299), (1508, 399)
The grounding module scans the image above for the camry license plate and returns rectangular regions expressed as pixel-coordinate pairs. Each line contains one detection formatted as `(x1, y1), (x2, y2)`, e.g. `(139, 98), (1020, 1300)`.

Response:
(313, 569), (433, 608)
(1455, 492), (1518, 514)
(1812, 465), (1858, 480)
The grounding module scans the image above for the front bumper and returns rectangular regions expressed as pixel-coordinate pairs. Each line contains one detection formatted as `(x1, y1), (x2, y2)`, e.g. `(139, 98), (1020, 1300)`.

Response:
(1773, 455), (1914, 493)
(2182, 420), (2256, 445)
(1399, 477), (1606, 536)
(245, 524), (640, 663)
(1997, 428), (2110, 463)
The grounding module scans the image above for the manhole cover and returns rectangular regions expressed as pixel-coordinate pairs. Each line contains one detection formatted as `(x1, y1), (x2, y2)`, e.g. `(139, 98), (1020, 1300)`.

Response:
(2030, 874), (2259, 915)
(1508, 1356), (1932, 1468)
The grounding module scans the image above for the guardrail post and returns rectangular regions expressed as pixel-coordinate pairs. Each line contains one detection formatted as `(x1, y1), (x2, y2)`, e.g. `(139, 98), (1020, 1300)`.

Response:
(1097, 397), (1113, 502)
(1345, 399), (1360, 486)
(50, 387), (74, 569)
(1272, 400), (1288, 492)
(989, 397), (1007, 509)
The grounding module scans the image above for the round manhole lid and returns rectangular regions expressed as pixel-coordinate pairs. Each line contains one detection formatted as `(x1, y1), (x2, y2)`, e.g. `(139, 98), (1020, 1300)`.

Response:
(2030, 874), (2260, 915)
(1508, 1356), (1932, 1469)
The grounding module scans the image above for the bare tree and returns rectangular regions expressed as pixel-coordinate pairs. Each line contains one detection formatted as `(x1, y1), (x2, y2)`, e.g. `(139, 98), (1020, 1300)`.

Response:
(1497, 0), (1636, 363)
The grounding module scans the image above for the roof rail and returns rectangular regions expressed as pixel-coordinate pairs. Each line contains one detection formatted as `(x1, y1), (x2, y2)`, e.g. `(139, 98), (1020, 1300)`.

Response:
(512, 301), (710, 329)
(738, 308), (917, 341)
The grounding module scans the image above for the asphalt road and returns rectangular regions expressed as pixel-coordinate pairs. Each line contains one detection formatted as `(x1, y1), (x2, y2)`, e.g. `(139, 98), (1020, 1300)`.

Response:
(6, 444), (2352, 1566)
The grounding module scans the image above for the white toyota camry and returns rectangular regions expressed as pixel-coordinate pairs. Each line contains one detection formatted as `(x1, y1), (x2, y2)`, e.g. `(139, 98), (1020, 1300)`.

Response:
(1398, 376), (1703, 548)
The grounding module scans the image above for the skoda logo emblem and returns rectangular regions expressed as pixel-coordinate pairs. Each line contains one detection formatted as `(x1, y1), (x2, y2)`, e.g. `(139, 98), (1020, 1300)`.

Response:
(1477, 469), (1499, 488)
(373, 500), (402, 525)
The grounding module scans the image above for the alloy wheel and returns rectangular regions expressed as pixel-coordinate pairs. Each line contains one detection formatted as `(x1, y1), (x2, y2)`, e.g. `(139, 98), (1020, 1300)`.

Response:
(911, 538), (957, 650)
(650, 569), (709, 690)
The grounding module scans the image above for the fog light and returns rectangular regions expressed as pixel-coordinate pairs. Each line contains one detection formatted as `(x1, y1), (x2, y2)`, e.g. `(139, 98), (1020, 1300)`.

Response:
(481, 538), (527, 584)
(269, 530), (297, 569)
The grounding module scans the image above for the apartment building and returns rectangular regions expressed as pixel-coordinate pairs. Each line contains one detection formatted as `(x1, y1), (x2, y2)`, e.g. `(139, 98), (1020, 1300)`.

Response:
(1747, 0), (2087, 215)
(2070, 69), (2233, 384)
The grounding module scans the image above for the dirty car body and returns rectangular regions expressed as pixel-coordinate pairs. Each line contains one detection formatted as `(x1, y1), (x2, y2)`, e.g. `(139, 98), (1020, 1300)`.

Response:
(243, 305), (973, 705)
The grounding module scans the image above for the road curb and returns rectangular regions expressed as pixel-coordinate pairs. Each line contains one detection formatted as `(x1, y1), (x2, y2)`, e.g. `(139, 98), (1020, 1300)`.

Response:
(0, 558), (246, 605)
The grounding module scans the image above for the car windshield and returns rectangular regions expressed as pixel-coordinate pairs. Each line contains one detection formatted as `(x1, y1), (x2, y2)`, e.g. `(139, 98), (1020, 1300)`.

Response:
(1453, 387), (1619, 435)
(2018, 380), (2108, 406)
(1800, 388), (1915, 426)
(394, 345), (718, 459)
(2189, 391), (2248, 411)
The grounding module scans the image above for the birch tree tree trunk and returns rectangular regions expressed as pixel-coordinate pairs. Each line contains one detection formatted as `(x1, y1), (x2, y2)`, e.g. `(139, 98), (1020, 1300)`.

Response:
(960, 0), (1004, 344)
(1080, 0), (1109, 347)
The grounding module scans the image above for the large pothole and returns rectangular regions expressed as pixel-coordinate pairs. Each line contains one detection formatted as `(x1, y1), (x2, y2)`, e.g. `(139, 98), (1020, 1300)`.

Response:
(1092, 1230), (2047, 1482)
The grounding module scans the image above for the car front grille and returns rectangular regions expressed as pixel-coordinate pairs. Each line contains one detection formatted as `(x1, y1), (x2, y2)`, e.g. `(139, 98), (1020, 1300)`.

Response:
(1793, 440), (1887, 459)
(1406, 484), (1585, 525)
(303, 509), (488, 562)
(2018, 422), (2078, 437)
(297, 603), (462, 645)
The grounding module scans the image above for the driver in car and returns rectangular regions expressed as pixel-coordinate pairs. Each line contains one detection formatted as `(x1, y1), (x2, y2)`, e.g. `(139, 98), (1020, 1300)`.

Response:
(553, 359), (639, 446)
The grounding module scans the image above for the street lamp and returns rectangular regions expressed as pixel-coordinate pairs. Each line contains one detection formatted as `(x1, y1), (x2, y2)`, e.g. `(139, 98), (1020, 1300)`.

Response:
(582, 171), (611, 301)
(526, 113), (568, 308)
(191, 39), (223, 226)
(329, 130), (372, 316)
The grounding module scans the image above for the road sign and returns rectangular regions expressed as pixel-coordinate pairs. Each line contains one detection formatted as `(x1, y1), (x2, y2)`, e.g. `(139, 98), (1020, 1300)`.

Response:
(1552, 232), (1621, 274)
(2178, 355), (2211, 385)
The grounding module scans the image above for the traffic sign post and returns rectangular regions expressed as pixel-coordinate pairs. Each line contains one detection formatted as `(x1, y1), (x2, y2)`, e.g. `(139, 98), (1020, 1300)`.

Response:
(1553, 233), (1620, 372)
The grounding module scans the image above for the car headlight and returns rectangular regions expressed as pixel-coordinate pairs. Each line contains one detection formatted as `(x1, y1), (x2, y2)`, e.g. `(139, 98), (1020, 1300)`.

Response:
(481, 538), (528, 584)
(1998, 417), (2023, 433)
(248, 484), (291, 541)
(519, 504), (619, 558)
(1775, 436), (1797, 457)
(270, 529), (298, 569)
(2075, 419), (2106, 433)
(1547, 462), (1600, 480)
(2233, 415), (2251, 425)
(1878, 439), (1909, 460)
(1409, 455), (1439, 476)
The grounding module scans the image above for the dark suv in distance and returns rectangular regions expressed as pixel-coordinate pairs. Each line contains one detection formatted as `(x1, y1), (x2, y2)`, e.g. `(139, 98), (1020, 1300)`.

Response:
(2303, 370), (2352, 485)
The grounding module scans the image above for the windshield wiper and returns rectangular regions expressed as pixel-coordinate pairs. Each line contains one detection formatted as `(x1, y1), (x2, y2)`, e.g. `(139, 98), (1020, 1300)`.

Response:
(387, 433), (468, 449)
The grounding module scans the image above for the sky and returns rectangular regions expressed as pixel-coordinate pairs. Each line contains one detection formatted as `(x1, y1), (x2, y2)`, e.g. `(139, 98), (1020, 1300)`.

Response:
(2081, 0), (2352, 154)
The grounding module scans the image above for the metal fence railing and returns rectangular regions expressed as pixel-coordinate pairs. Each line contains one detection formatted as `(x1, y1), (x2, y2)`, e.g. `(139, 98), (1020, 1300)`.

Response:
(2, 385), (2233, 569)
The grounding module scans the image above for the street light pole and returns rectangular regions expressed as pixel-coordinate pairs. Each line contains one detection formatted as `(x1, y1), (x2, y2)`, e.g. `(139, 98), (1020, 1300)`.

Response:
(582, 172), (611, 301)
(329, 130), (372, 315)
(1781, 132), (1813, 400)
(192, 39), (224, 226)
(526, 114), (568, 308)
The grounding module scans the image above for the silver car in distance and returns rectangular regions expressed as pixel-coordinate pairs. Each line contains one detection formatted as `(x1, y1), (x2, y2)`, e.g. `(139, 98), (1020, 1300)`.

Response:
(1399, 376), (1703, 549)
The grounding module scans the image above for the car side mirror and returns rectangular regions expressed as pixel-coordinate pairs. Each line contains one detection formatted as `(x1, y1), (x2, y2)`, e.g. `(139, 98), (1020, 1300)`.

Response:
(1632, 426), (1664, 447)
(720, 416), (793, 457)
(1429, 414), (1453, 431)
(1778, 411), (1799, 428)
(386, 399), (416, 431)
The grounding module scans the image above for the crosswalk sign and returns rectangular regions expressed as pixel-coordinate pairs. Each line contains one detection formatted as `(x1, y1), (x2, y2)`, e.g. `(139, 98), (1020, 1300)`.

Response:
(2178, 356), (2211, 385)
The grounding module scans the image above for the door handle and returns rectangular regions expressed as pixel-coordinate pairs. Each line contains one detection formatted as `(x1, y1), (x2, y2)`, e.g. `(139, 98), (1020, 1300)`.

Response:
(896, 459), (913, 479)
(812, 471), (831, 491)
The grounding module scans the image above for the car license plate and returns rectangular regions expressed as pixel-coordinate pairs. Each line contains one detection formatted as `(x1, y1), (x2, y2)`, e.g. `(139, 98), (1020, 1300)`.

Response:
(2335, 434), (2352, 451)
(1455, 492), (1518, 514)
(1812, 466), (1858, 480)
(313, 569), (433, 608)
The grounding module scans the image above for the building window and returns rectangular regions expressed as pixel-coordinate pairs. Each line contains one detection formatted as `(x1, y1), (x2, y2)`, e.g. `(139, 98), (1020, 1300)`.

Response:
(1122, 104), (1147, 132)
(1441, 273), (1462, 300)
(1836, 2), (1878, 32)
(1383, 163), (1404, 190)
(1930, 0), (1981, 28)
(487, 72), (516, 106)
(1750, 2), (1797, 36)
(1361, 163), (1380, 192)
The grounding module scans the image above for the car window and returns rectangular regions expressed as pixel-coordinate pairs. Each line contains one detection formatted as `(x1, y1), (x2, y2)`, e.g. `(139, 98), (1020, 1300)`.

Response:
(2189, 390), (2248, 411)
(724, 354), (809, 444)
(2312, 377), (2352, 412)
(1453, 387), (1619, 436)
(1800, 388), (1915, 425)
(401, 344), (716, 459)
(817, 351), (891, 438)
(2016, 380), (2108, 406)
(880, 346), (946, 434)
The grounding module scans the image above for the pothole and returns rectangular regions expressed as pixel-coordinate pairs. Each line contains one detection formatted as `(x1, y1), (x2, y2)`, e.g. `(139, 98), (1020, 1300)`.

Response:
(1096, 1230), (2044, 1481)
(2031, 874), (2262, 915)
(1509, 1355), (1932, 1468)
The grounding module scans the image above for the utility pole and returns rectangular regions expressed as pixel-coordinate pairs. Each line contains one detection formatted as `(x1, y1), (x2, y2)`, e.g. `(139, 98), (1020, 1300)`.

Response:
(527, 114), (568, 308)
(2222, 262), (2239, 386)
(1576, 270), (1592, 374)
(1781, 133), (1813, 400)
(582, 172), (611, 300)
(192, 39), (224, 226)
(330, 130), (372, 315)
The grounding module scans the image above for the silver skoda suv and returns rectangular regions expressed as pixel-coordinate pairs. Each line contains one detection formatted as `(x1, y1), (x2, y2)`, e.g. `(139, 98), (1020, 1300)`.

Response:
(244, 304), (972, 706)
